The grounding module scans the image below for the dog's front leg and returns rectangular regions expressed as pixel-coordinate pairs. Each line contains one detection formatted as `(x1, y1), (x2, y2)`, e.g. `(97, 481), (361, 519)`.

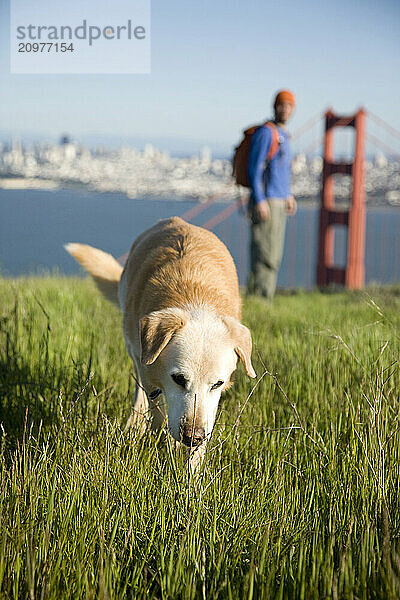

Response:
(125, 376), (149, 434)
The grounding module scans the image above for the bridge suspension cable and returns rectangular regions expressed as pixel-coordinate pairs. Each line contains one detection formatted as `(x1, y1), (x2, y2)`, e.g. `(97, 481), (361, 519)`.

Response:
(291, 112), (323, 141)
(368, 110), (400, 142)
(366, 132), (400, 159)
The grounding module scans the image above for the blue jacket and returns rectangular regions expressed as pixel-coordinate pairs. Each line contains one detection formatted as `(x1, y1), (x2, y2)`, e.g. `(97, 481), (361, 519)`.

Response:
(248, 123), (291, 204)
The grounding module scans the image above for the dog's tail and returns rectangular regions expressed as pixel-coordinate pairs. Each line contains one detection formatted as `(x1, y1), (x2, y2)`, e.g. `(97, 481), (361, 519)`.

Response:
(65, 243), (123, 306)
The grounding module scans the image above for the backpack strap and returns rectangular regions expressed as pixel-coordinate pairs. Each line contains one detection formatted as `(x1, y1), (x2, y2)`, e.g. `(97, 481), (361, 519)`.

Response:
(264, 121), (280, 161)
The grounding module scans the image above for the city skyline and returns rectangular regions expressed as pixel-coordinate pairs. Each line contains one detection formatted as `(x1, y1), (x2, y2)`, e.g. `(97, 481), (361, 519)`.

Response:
(1, 135), (398, 205)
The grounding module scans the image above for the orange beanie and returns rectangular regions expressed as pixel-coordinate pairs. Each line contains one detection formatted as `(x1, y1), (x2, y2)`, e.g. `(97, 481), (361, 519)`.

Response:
(274, 90), (296, 108)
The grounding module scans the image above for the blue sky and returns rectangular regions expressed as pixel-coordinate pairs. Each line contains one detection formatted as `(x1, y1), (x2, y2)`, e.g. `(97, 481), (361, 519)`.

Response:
(0, 0), (399, 155)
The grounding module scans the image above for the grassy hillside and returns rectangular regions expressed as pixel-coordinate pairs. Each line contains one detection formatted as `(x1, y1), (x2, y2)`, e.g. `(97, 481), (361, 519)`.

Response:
(0, 277), (399, 599)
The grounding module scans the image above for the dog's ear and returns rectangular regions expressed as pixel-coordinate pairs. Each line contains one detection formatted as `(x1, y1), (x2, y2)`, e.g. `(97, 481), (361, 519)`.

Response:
(222, 316), (256, 378)
(140, 308), (187, 365)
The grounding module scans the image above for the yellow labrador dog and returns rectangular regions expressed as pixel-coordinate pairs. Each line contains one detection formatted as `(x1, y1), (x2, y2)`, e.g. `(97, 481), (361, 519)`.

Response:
(66, 217), (256, 468)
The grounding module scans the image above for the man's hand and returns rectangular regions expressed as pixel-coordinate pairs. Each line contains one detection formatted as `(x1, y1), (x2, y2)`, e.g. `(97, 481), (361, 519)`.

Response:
(254, 200), (270, 222)
(285, 195), (297, 215)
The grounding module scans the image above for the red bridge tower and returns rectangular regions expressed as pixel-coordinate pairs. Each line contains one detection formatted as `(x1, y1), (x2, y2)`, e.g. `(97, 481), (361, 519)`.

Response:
(317, 109), (366, 289)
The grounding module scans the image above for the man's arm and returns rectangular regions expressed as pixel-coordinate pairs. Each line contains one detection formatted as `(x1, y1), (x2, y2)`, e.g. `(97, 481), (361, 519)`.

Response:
(248, 126), (272, 205)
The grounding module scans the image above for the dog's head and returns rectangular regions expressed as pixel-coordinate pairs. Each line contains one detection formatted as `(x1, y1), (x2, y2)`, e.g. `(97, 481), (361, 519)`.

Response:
(138, 306), (256, 446)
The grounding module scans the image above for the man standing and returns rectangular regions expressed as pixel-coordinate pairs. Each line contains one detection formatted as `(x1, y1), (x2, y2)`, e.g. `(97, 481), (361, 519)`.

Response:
(247, 90), (297, 301)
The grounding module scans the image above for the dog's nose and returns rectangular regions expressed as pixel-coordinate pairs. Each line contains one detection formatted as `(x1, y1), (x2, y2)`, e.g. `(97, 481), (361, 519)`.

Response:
(181, 423), (206, 447)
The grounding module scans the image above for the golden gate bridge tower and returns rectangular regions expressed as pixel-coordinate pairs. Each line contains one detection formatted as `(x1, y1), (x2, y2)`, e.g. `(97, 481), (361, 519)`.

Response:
(316, 109), (367, 289)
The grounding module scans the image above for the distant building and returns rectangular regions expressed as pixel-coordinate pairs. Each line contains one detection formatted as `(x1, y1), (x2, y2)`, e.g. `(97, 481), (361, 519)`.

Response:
(200, 146), (212, 169)
(375, 153), (387, 168)
(292, 153), (307, 175)
(60, 134), (72, 146)
(144, 143), (155, 159)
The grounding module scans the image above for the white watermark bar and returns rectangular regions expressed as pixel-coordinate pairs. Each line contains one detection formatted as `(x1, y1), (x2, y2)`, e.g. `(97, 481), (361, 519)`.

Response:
(10, 0), (150, 74)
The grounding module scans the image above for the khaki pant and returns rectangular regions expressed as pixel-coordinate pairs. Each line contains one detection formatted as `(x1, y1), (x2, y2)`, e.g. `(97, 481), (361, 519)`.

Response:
(247, 198), (287, 301)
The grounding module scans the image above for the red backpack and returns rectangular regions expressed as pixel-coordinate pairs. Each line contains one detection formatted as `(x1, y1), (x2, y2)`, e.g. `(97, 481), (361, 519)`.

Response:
(232, 121), (280, 188)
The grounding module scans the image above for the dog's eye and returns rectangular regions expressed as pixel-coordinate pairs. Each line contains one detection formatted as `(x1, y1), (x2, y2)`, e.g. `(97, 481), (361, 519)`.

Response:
(211, 380), (224, 391)
(171, 373), (187, 388)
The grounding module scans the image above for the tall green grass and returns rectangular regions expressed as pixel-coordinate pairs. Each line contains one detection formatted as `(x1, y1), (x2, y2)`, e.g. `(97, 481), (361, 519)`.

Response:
(0, 277), (399, 599)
